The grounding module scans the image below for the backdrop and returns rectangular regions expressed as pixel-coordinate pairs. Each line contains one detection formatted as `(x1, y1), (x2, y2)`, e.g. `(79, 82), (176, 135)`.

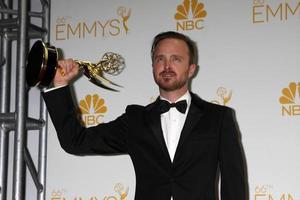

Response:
(44, 0), (300, 199)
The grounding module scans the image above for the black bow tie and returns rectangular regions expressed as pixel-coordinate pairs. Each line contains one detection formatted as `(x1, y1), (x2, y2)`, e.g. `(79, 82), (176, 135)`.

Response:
(159, 99), (187, 114)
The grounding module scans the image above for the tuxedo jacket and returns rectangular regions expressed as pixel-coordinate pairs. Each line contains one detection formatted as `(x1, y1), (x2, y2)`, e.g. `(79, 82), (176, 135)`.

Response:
(43, 86), (247, 200)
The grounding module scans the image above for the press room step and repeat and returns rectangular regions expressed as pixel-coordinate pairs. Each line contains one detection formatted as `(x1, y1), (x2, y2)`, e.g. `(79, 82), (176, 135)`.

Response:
(44, 0), (300, 199)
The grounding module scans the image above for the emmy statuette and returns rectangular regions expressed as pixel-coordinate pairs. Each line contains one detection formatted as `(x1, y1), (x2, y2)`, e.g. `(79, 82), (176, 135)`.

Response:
(26, 40), (125, 91)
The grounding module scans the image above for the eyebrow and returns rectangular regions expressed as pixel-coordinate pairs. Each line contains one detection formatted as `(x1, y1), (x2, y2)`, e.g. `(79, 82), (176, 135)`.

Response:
(153, 54), (164, 59)
(154, 54), (184, 58)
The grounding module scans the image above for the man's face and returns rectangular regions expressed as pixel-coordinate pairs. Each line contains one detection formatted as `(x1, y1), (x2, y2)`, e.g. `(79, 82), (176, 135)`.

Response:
(152, 38), (196, 92)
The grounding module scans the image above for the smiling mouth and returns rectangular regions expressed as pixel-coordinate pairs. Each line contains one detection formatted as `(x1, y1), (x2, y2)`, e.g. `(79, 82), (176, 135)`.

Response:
(160, 71), (176, 78)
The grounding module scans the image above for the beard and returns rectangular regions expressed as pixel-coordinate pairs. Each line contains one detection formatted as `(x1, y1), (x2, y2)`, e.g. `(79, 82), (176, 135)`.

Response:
(154, 70), (188, 92)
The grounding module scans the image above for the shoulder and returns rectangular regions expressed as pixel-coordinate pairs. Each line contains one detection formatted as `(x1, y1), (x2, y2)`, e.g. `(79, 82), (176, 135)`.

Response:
(190, 92), (237, 125)
(124, 103), (150, 115)
(125, 104), (145, 112)
(124, 99), (160, 115)
(190, 92), (234, 113)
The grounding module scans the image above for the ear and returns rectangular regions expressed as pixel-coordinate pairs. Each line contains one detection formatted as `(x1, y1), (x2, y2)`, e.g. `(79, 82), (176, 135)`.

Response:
(188, 64), (197, 78)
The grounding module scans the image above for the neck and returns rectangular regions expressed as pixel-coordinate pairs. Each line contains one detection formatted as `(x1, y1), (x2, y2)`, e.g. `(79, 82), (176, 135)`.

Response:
(159, 87), (188, 103)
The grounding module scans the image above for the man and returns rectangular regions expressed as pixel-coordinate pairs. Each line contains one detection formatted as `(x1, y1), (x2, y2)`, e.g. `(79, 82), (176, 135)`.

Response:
(43, 31), (247, 200)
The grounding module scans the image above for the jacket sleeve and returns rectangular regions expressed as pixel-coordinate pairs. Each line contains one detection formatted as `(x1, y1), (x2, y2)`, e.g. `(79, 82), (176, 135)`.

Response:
(219, 107), (248, 200)
(42, 86), (129, 155)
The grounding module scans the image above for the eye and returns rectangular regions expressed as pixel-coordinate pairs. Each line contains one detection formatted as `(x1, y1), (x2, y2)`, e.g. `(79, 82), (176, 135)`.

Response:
(154, 56), (164, 63)
(172, 55), (182, 62)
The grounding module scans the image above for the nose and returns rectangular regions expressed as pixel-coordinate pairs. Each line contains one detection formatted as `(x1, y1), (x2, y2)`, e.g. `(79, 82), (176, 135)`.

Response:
(164, 59), (171, 70)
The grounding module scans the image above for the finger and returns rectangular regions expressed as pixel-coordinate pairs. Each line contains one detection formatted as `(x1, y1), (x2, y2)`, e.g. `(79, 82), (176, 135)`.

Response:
(58, 59), (73, 76)
(58, 67), (65, 77)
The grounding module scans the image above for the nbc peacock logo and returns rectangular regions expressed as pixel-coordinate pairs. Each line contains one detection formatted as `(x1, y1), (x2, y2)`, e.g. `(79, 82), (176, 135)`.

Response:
(174, 0), (207, 31)
(279, 82), (300, 116)
(78, 94), (108, 126)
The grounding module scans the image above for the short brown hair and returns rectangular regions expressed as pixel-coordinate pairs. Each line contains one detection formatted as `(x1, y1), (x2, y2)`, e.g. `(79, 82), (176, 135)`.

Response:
(151, 31), (198, 65)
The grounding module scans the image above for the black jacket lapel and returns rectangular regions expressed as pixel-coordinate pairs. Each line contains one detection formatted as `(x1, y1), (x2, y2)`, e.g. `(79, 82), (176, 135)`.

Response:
(145, 99), (172, 164)
(173, 93), (205, 163)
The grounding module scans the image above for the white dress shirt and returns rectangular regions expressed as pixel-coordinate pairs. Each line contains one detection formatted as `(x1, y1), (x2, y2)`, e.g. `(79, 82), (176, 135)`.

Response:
(160, 91), (191, 200)
(160, 91), (191, 162)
